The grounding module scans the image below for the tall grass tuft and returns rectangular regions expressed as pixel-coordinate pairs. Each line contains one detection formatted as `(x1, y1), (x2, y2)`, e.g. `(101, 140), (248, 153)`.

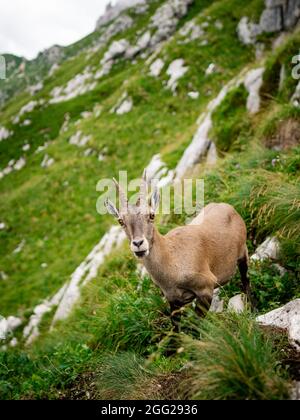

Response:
(95, 352), (161, 400)
(94, 279), (171, 354)
(230, 170), (300, 264)
(180, 313), (289, 400)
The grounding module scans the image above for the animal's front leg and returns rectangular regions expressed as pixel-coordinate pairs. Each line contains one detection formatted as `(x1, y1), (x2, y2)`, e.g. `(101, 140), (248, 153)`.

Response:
(184, 273), (215, 318)
(169, 301), (184, 332)
(195, 291), (213, 317)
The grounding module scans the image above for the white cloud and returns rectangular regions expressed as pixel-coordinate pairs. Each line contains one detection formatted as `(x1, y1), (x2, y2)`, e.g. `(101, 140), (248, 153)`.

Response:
(0, 0), (113, 59)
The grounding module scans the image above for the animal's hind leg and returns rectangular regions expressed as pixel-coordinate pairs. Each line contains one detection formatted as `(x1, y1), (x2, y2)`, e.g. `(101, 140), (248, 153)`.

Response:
(238, 250), (253, 308)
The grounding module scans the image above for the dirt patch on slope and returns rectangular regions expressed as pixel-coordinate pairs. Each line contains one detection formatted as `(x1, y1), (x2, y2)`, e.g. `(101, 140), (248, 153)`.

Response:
(265, 118), (300, 150)
(60, 370), (186, 400)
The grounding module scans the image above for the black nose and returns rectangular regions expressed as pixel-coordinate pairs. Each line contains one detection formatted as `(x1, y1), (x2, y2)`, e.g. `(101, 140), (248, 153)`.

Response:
(133, 239), (144, 248)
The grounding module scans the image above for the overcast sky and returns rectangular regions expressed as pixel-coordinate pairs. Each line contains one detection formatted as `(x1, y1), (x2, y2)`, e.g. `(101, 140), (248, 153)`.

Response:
(0, 0), (114, 60)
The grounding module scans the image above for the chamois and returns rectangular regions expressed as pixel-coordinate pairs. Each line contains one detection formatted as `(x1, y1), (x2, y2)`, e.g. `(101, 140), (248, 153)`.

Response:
(105, 171), (251, 329)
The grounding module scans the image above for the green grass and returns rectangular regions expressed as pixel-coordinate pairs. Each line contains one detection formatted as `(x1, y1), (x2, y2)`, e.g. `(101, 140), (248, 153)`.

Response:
(94, 352), (162, 400)
(210, 84), (251, 153)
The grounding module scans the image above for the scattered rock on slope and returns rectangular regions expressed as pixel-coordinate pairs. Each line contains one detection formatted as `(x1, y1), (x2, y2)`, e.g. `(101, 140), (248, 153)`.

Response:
(244, 67), (265, 114)
(111, 92), (133, 115)
(41, 154), (55, 168)
(251, 236), (281, 261)
(116, 97), (133, 115)
(69, 131), (92, 148)
(149, 58), (165, 77)
(0, 316), (22, 340)
(228, 294), (246, 313)
(179, 19), (205, 43)
(166, 59), (188, 92)
(0, 126), (12, 142)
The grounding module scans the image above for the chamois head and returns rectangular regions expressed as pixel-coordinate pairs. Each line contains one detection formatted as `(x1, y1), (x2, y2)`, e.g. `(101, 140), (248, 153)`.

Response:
(105, 170), (160, 258)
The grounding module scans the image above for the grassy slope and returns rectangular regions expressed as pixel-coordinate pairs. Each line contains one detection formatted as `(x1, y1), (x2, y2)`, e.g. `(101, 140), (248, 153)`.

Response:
(0, 0), (299, 399)
(0, 0), (259, 315)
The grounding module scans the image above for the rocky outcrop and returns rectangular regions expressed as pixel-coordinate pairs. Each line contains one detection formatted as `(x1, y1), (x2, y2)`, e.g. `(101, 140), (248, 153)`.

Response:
(49, 68), (96, 104)
(38, 45), (64, 65)
(257, 299), (300, 351)
(144, 154), (174, 188)
(96, 0), (146, 30)
(261, 0), (300, 32)
(150, 0), (194, 46)
(94, 1), (194, 81)
(244, 67), (265, 114)
(12, 100), (39, 124)
(237, 0), (300, 45)
(175, 70), (246, 179)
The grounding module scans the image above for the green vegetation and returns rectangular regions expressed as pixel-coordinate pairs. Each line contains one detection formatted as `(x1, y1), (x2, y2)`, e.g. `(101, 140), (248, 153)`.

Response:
(181, 313), (289, 400)
(0, 0), (299, 400)
(210, 85), (251, 152)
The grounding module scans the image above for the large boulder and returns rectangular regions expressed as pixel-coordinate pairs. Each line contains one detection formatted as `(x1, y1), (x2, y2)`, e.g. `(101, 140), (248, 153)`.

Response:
(257, 299), (300, 351)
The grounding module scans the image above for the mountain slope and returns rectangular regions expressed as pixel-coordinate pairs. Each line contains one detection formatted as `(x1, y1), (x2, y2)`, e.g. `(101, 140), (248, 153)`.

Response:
(0, 0), (299, 400)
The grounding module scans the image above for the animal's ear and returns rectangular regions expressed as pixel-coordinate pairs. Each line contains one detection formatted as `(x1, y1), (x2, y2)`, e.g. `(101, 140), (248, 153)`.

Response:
(105, 198), (120, 219)
(150, 187), (160, 214)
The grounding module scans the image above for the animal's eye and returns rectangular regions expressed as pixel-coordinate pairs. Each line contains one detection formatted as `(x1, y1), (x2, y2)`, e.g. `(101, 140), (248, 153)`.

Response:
(149, 213), (155, 221)
(118, 219), (125, 227)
